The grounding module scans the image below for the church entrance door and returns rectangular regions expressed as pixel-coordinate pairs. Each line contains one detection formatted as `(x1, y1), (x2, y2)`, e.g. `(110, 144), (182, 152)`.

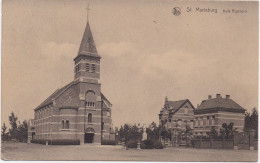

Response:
(84, 128), (95, 143)
(84, 133), (94, 143)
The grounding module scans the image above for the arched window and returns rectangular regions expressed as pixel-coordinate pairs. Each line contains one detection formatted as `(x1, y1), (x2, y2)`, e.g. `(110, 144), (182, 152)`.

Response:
(61, 120), (65, 129)
(85, 90), (96, 108)
(184, 106), (188, 114)
(88, 113), (92, 123)
(101, 122), (104, 130)
(65, 120), (69, 129)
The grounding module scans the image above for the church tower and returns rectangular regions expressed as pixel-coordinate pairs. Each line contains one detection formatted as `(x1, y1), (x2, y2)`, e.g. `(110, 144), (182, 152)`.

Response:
(74, 17), (103, 144)
(74, 21), (101, 83)
(32, 8), (113, 145)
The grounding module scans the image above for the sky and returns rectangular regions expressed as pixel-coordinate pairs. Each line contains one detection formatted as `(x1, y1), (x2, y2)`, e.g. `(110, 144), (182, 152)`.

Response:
(2, 0), (258, 128)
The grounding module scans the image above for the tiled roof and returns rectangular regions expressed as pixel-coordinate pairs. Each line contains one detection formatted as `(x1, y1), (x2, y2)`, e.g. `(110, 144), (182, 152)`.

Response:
(168, 99), (189, 111)
(196, 98), (245, 111)
(77, 21), (100, 58)
(35, 81), (74, 110)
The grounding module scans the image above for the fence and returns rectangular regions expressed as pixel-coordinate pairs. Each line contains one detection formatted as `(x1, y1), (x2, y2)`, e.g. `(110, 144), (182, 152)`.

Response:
(191, 129), (257, 150)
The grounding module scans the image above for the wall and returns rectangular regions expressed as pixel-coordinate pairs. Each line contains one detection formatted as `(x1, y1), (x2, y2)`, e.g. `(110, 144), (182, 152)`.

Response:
(193, 139), (234, 149)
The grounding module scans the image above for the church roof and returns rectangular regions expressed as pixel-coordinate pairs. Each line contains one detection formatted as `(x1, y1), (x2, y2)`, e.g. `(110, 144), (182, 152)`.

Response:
(35, 81), (112, 111)
(101, 93), (112, 109)
(77, 21), (100, 58)
(196, 97), (245, 111)
(35, 81), (74, 110)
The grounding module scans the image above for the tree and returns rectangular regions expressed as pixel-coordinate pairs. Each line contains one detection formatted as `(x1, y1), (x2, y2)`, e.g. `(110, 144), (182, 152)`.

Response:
(209, 126), (218, 138)
(220, 122), (237, 139)
(244, 108), (258, 138)
(118, 124), (143, 143)
(146, 122), (159, 141)
(8, 112), (28, 142)
(9, 112), (18, 140)
(17, 120), (28, 142)
(2, 123), (7, 141)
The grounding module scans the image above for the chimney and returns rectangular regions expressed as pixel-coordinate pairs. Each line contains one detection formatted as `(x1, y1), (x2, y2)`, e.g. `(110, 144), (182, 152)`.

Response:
(216, 94), (221, 98)
(208, 95), (212, 99)
(226, 95), (230, 99)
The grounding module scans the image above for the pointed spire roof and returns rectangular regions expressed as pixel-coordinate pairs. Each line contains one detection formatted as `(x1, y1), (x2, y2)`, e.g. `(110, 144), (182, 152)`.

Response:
(77, 21), (100, 58)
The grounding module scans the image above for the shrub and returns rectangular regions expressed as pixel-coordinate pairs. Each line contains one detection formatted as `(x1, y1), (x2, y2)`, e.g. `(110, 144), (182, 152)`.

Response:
(140, 141), (146, 149)
(154, 141), (163, 149)
(142, 140), (154, 149)
(126, 140), (137, 148)
(101, 140), (116, 145)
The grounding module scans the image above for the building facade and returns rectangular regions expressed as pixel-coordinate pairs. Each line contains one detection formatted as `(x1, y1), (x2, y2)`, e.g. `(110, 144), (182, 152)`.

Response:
(159, 94), (246, 138)
(193, 94), (246, 136)
(159, 97), (195, 131)
(31, 18), (113, 144)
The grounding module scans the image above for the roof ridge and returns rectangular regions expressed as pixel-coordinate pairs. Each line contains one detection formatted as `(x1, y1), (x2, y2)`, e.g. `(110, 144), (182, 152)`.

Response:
(54, 81), (75, 100)
(36, 89), (60, 109)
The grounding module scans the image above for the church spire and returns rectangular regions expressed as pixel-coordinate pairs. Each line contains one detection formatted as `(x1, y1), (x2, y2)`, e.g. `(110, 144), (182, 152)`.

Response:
(77, 4), (100, 57)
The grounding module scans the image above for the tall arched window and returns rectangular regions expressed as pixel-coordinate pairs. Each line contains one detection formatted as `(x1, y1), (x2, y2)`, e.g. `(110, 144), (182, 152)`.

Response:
(88, 113), (92, 123)
(101, 122), (104, 130)
(61, 120), (65, 129)
(184, 106), (188, 114)
(85, 90), (96, 108)
(65, 120), (69, 129)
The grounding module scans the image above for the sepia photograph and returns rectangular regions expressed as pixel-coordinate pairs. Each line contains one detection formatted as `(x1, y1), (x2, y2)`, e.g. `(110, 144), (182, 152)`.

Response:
(1, 0), (259, 161)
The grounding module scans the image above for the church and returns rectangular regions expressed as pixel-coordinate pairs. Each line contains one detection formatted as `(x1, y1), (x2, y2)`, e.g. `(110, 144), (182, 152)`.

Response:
(29, 15), (114, 144)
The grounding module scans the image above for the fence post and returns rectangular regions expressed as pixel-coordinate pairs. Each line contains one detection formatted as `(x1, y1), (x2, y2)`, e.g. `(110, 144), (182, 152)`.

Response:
(233, 131), (239, 150)
(249, 129), (255, 150)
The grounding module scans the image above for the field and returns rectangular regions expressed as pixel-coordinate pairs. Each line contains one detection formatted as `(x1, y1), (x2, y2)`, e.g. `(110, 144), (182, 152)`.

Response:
(1, 141), (258, 161)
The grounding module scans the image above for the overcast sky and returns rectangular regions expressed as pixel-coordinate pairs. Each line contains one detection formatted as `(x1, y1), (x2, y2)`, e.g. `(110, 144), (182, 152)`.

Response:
(2, 0), (258, 128)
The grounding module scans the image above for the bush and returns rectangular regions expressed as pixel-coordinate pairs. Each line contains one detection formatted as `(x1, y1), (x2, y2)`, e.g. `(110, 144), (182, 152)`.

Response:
(140, 141), (146, 149)
(142, 140), (154, 149)
(101, 140), (116, 145)
(126, 140), (137, 148)
(31, 139), (80, 145)
(154, 141), (163, 149)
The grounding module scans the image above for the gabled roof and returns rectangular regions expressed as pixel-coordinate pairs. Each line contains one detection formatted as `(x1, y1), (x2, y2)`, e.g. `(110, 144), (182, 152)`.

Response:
(77, 21), (100, 58)
(196, 98), (245, 111)
(101, 93), (112, 109)
(35, 81), (74, 110)
(168, 99), (195, 116)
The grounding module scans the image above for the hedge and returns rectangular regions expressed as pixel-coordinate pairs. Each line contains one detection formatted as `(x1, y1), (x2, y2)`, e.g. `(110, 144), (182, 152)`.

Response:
(126, 140), (137, 148)
(142, 140), (154, 149)
(101, 140), (116, 145)
(31, 139), (80, 145)
(154, 141), (163, 149)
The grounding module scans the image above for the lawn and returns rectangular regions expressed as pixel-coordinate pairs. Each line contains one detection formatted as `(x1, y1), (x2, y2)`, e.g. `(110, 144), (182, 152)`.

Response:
(1, 141), (258, 161)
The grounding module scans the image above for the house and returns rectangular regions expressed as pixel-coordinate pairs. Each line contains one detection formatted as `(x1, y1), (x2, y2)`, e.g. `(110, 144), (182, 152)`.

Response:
(159, 97), (195, 131)
(193, 94), (246, 136)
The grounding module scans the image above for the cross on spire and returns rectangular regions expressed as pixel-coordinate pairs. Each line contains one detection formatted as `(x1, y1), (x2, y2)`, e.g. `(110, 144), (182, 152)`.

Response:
(86, 3), (90, 22)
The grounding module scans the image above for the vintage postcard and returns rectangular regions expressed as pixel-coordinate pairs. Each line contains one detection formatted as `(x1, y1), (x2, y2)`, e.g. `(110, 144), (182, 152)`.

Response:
(1, 0), (258, 161)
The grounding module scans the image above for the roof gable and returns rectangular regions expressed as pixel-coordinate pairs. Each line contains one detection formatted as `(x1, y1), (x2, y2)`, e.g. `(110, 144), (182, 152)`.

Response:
(169, 99), (195, 115)
(35, 81), (74, 110)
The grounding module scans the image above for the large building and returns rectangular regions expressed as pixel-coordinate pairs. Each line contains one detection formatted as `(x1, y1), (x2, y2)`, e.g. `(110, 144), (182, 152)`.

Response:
(159, 94), (246, 137)
(30, 17), (113, 144)
(193, 94), (246, 136)
(159, 97), (195, 130)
